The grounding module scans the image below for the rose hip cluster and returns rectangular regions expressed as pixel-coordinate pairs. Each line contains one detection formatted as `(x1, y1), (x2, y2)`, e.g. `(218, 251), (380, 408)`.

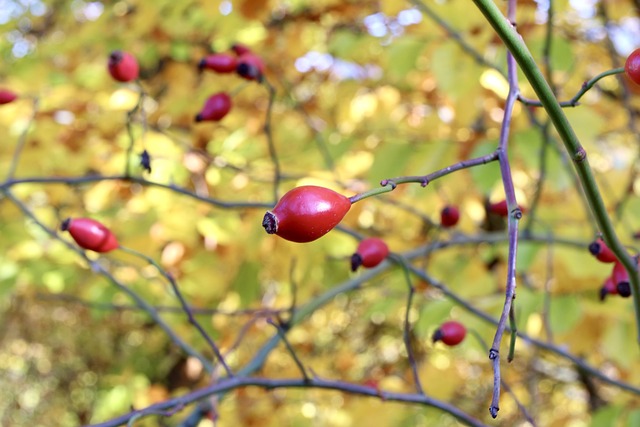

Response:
(195, 44), (265, 123)
(106, 45), (265, 124)
(589, 237), (638, 300)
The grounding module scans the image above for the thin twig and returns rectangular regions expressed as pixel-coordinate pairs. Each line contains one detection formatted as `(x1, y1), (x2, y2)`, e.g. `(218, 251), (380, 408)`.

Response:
(3, 190), (214, 374)
(6, 96), (39, 180)
(262, 78), (282, 202)
(118, 246), (234, 378)
(395, 256), (424, 394)
(488, 0), (521, 417)
(267, 318), (309, 381)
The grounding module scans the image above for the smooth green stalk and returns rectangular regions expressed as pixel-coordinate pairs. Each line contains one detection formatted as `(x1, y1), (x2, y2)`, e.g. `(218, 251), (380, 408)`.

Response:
(472, 0), (640, 343)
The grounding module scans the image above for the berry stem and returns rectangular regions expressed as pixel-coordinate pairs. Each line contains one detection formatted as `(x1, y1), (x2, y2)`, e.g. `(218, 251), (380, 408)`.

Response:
(348, 151), (499, 204)
(518, 67), (625, 107)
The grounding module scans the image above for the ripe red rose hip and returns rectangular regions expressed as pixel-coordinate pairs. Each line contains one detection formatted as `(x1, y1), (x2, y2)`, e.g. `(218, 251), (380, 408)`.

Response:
(236, 53), (265, 81)
(262, 185), (351, 243)
(195, 92), (232, 122)
(611, 258), (640, 298)
(440, 205), (460, 228)
(488, 200), (525, 217)
(108, 50), (139, 82)
(351, 237), (389, 271)
(231, 43), (252, 56)
(199, 54), (237, 73)
(0, 89), (18, 104)
(61, 217), (119, 253)
(625, 48), (640, 86)
(432, 321), (466, 346)
(588, 237), (617, 263)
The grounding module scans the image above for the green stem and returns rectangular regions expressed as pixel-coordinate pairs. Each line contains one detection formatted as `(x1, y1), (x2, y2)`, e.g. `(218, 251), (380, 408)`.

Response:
(349, 182), (396, 203)
(472, 0), (640, 342)
(518, 67), (625, 107)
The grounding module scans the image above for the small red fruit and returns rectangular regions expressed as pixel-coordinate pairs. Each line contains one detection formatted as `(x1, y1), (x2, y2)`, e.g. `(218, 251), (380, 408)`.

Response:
(432, 321), (466, 346)
(231, 43), (252, 56)
(440, 205), (460, 228)
(236, 53), (265, 81)
(108, 50), (139, 82)
(599, 276), (617, 301)
(612, 258), (639, 298)
(0, 89), (18, 104)
(588, 237), (617, 263)
(198, 54), (237, 73)
(351, 238), (389, 271)
(262, 185), (352, 243)
(488, 200), (525, 217)
(624, 48), (640, 86)
(61, 217), (119, 253)
(612, 260), (628, 286)
(195, 92), (232, 122)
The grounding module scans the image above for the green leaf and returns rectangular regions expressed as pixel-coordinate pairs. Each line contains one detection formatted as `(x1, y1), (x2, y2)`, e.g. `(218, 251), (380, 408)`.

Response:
(516, 242), (541, 271)
(590, 405), (622, 427)
(386, 37), (424, 78)
(627, 409), (640, 427)
(368, 141), (415, 182)
(431, 41), (482, 100)
(470, 140), (501, 193)
(233, 261), (261, 306)
(549, 295), (581, 334)
(415, 299), (455, 336)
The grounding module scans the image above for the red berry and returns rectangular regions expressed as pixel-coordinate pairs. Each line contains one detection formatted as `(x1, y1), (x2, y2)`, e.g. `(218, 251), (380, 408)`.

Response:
(231, 43), (252, 56)
(351, 238), (389, 271)
(625, 48), (640, 86)
(0, 89), (18, 104)
(487, 200), (525, 218)
(61, 217), (119, 253)
(611, 258), (639, 298)
(612, 260), (628, 286)
(262, 186), (352, 243)
(236, 53), (265, 81)
(432, 321), (466, 346)
(588, 237), (617, 263)
(108, 50), (139, 82)
(195, 92), (232, 122)
(198, 54), (237, 73)
(599, 276), (617, 301)
(440, 205), (460, 228)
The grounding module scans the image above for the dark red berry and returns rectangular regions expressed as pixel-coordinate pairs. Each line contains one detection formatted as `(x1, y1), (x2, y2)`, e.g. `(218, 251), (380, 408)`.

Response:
(61, 217), (119, 253)
(0, 89), (18, 104)
(440, 205), (460, 228)
(611, 258), (640, 298)
(488, 200), (525, 218)
(262, 186), (351, 243)
(612, 261), (628, 287)
(108, 50), (139, 82)
(588, 237), (617, 263)
(625, 48), (640, 86)
(231, 43), (252, 56)
(199, 54), (237, 73)
(236, 53), (265, 81)
(432, 321), (466, 346)
(195, 92), (232, 122)
(351, 238), (389, 271)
